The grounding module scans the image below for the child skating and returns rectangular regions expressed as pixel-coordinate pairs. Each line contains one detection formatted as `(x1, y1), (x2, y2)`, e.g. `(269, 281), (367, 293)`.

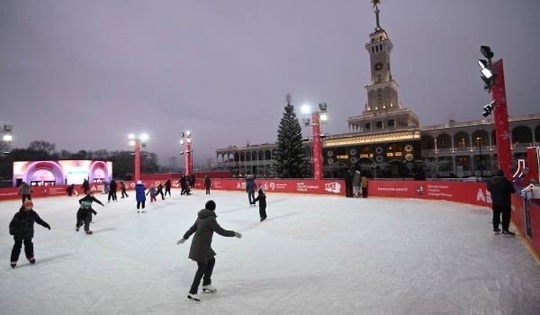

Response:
(77, 191), (104, 235)
(177, 200), (242, 302)
(146, 185), (157, 203)
(251, 188), (268, 221)
(9, 201), (51, 268)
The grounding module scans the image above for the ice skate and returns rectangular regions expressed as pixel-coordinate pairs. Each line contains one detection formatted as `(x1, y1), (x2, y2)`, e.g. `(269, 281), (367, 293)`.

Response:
(10, 262), (16, 268)
(502, 230), (515, 237)
(28, 257), (36, 264)
(187, 293), (200, 302)
(86, 231), (93, 235)
(493, 228), (501, 235)
(202, 284), (217, 293)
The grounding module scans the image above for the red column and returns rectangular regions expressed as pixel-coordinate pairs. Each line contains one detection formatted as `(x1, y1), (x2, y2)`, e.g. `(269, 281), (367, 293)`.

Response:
(491, 60), (512, 179)
(185, 142), (193, 176)
(312, 112), (323, 180)
(134, 140), (141, 181)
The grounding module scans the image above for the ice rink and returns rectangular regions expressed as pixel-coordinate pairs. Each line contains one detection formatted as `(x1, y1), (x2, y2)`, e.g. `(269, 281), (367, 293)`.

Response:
(1, 189), (540, 314)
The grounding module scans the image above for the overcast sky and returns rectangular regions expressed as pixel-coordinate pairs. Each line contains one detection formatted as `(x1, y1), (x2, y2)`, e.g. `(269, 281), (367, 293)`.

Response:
(1, 0), (539, 166)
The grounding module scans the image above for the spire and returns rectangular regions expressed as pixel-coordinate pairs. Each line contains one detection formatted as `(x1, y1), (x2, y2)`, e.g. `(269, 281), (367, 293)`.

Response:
(371, 0), (382, 31)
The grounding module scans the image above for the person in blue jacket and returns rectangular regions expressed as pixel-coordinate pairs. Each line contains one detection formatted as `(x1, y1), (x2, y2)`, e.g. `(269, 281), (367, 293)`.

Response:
(135, 180), (147, 213)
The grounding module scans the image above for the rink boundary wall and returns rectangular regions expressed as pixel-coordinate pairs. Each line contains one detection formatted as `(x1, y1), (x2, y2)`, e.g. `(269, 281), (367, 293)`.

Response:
(1, 178), (539, 260)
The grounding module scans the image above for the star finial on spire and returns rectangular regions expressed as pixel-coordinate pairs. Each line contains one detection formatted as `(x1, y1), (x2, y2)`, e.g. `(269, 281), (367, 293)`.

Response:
(371, 0), (381, 8)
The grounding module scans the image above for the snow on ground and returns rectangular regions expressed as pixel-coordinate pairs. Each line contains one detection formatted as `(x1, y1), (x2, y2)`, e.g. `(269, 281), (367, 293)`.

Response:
(1, 189), (540, 315)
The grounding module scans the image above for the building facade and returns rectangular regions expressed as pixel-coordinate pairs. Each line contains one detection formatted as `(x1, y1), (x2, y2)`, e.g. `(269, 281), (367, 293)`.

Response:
(214, 5), (540, 179)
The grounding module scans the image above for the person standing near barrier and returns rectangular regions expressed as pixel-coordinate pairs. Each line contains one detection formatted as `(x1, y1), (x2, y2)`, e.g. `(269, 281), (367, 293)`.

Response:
(487, 169), (516, 236)
(18, 181), (32, 203)
(164, 179), (172, 198)
(361, 175), (368, 198)
(204, 175), (212, 195)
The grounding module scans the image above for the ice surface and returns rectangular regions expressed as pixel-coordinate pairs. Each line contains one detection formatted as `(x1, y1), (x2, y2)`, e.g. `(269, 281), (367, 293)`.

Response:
(1, 190), (540, 314)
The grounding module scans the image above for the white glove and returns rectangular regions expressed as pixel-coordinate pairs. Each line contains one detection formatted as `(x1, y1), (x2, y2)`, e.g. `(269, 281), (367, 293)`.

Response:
(177, 239), (186, 245)
(234, 232), (242, 239)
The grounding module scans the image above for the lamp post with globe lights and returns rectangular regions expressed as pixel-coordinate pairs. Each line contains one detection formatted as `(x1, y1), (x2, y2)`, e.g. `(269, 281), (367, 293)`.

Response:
(128, 133), (149, 182)
(180, 130), (193, 176)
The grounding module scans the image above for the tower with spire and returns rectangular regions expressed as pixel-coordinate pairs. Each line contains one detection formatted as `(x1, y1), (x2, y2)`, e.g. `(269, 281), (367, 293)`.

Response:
(347, 1), (419, 133)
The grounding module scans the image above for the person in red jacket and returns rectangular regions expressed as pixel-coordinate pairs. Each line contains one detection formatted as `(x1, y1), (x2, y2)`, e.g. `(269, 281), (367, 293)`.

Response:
(9, 201), (51, 268)
(177, 200), (243, 302)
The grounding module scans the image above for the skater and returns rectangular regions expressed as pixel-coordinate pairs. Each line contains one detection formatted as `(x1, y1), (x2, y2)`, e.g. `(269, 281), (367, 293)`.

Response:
(135, 180), (147, 212)
(9, 201), (51, 268)
(179, 175), (188, 195)
(146, 184), (158, 203)
(77, 191), (104, 234)
(120, 181), (129, 198)
(245, 175), (257, 205)
(156, 183), (165, 200)
(177, 200), (243, 302)
(204, 175), (211, 195)
(81, 179), (90, 195)
(251, 187), (267, 221)
(164, 179), (172, 198)
(108, 179), (118, 202)
(18, 181), (33, 203)
(487, 169), (516, 236)
(344, 169), (353, 198)
(66, 184), (76, 197)
(352, 170), (361, 198)
(361, 175), (368, 198)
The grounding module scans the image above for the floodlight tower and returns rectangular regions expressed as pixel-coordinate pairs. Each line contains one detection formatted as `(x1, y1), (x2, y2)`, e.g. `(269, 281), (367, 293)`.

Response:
(477, 45), (511, 178)
(180, 131), (193, 176)
(128, 133), (149, 181)
(301, 103), (328, 180)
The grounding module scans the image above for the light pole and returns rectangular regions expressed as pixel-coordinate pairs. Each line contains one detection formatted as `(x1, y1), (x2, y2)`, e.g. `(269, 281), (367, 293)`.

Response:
(476, 136), (484, 178)
(301, 103), (328, 180)
(1, 124), (13, 154)
(180, 130), (193, 176)
(128, 133), (149, 182)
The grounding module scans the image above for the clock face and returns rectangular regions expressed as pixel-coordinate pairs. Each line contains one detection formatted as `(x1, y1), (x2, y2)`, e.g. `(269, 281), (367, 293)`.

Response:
(374, 62), (384, 71)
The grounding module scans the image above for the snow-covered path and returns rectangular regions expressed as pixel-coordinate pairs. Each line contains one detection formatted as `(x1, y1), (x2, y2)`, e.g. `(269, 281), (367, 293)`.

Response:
(1, 190), (539, 314)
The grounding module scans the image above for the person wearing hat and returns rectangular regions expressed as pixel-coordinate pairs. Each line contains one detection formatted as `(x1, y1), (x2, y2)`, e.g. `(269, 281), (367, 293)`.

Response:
(251, 187), (268, 222)
(77, 191), (104, 235)
(9, 201), (51, 268)
(177, 200), (243, 302)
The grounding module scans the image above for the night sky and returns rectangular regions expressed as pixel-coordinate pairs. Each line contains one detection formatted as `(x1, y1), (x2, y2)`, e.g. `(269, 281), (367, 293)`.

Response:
(1, 0), (539, 166)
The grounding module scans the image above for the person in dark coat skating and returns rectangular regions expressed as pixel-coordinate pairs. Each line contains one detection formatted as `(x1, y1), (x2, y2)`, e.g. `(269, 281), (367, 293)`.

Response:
(9, 201), (51, 268)
(77, 191), (104, 235)
(108, 179), (118, 202)
(81, 179), (90, 195)
(245, 175), (257, 205)
(164, 179), (172, 198)
(177, 200), (243, 302)
(204, 175), (212, 195)
(487, 169), (517, 235)
(251, 188), (268, 221)
(120, 181), (129, 198)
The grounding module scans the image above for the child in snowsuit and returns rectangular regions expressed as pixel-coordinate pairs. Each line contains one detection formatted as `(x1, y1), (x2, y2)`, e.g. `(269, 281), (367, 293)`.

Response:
(176, 200), (243, 302)
(9, 201), (51, 268)
(18, 181), (33, 203)
(77, 191), (104, 235)
(146, 185), (157, 203)
(251, 188), (268, 222)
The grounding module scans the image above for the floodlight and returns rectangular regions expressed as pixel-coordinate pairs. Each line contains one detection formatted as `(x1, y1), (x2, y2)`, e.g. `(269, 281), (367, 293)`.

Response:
(480, 46), (494, 60)
(318, 102), (327, 111)
(301, 104), (311, 114)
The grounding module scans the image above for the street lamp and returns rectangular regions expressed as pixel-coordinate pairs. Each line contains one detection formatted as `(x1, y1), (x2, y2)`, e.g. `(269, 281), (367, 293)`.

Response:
(1, 124), (13, 154)
(180, 130), (193, 176)
(128, 133), (149, 181)
(301, 103), (328, 180)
